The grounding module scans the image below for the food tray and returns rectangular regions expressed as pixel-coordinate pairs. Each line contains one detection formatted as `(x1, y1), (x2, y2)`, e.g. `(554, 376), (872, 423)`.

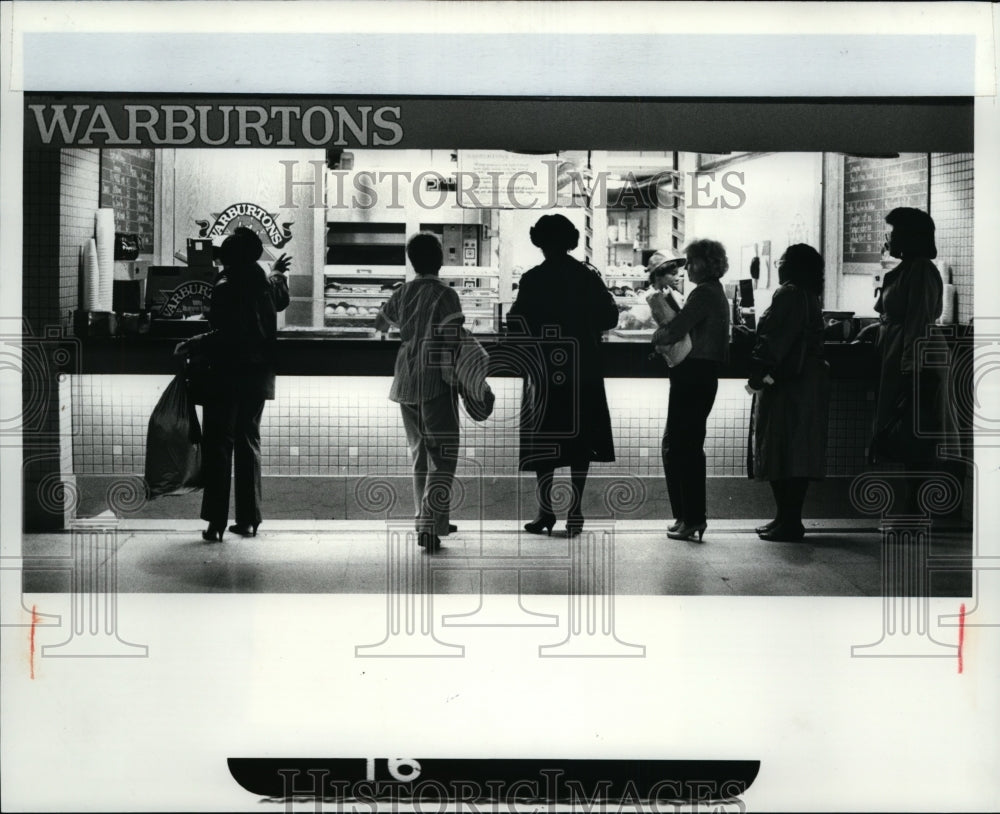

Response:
(612, 328), (655, 339)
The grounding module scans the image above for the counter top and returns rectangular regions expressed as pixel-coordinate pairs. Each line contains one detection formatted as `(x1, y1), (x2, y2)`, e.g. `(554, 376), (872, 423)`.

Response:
(72, 333), (883, 379)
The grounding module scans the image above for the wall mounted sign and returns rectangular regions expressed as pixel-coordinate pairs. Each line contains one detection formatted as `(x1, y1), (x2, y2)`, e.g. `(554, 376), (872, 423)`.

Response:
(195, 202), (294, 248)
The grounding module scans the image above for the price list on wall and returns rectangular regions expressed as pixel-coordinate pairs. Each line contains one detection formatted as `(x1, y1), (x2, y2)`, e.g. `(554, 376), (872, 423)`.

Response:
(99, 148), (155, 253)
(843, 154), (928, 265)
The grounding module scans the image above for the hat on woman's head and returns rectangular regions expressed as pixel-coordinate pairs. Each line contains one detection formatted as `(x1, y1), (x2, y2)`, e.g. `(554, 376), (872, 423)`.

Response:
(221, 227), (265, 265)
(646, 249), (687, 278)
(529, 214), (579, 253)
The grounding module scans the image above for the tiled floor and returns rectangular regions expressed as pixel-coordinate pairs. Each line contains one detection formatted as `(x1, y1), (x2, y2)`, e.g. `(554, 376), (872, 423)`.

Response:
(21, 518), (973, 596)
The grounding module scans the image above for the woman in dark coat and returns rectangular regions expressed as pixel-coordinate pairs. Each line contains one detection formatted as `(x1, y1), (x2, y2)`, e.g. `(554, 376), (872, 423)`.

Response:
(871, 208), (955, 510)
(508, 214), (618, 537)
(655, 238), (731, 542)
(748, 244), (830, 542)
(182, 227), (290, 541)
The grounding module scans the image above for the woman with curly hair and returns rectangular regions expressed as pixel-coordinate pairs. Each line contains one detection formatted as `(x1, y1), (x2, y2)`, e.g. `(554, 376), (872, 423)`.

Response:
(653, 238), (731, 541)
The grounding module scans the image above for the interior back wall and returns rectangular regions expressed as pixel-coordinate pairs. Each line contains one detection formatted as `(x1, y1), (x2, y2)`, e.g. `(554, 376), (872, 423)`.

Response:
(684, 152), (823, 311)
(155, 148), (325, 327)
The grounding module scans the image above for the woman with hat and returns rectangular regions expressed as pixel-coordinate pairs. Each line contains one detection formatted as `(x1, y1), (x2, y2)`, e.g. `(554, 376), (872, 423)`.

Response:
(179, 227), (290, 542)
(653, 239), (731, 542)
(646, 249), (688, 364)
(508, 214), (619, 537)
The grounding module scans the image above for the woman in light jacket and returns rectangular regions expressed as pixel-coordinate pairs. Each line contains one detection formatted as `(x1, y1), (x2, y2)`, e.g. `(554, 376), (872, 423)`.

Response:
(748, 244), (830, 542)
(374, 232), (464, 552)
(654, 238), (731, 542)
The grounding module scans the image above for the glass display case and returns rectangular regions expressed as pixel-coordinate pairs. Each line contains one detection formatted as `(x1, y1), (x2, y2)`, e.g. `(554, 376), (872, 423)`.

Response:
(439, 268), (501, 333)
(323, 221), (406, 334)
(605, 264), (657, 334)
(323, 266), (404, 333)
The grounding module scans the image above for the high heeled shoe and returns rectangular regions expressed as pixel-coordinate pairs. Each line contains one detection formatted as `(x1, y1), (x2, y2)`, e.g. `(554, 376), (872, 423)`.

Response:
(667, 519), (685, 533)
(524, 513), (557, 536)
(565, 514), (585, 538)
(202, 524), (225, 542)
(416, 515), (457, 535)
(228, 523), (259, 538)
(667, 522), (707, 542)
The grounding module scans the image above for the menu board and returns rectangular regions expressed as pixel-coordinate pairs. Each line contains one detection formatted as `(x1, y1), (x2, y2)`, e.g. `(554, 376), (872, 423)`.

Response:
(100, 148), (155, 253)
(843, 154), (928, 265)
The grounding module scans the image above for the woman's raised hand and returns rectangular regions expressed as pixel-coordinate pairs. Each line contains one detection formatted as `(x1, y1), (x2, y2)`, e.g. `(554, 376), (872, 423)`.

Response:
(272, 253), (291, 274)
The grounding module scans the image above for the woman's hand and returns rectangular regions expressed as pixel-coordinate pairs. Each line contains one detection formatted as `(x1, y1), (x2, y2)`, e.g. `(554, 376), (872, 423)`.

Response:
(746, 373), (775, 392)
(173, 339), (192, 357)
(272, 253), (291, 274)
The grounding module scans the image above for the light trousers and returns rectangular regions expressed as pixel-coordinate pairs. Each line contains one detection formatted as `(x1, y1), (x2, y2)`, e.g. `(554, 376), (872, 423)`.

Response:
(399, 391), (459, 536)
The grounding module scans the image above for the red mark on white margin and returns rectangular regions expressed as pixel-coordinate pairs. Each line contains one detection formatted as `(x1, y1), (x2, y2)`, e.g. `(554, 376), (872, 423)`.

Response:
(957, 603), (966, 674)
(29, 605), (40, 679)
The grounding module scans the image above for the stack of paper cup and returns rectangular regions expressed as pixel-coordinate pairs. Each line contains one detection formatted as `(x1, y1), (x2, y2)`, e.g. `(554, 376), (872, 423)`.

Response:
(937, 261), (956, 325)
(82, 239), (100, 310)
(940, 283), (956, 324)
(95, 208), (115, 311)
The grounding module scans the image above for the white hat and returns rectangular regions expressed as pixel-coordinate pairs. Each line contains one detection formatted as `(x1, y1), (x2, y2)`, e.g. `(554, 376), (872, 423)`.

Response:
(646, 249), (686, 277)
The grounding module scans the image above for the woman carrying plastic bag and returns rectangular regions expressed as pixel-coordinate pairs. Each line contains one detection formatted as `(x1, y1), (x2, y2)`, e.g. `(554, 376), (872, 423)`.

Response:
(144, 373), (203, 497)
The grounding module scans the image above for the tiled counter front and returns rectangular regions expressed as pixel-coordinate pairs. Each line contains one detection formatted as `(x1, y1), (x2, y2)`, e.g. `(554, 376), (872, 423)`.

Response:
(71, 375), (875, 480)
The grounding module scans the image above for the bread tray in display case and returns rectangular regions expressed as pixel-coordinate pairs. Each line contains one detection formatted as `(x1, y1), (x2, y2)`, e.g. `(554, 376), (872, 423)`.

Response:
(323, 265), (404, 334)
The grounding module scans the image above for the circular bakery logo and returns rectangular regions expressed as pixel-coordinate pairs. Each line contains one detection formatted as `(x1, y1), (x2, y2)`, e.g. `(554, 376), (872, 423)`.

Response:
(195, 202), (293, 248)
(160, 280), (214, 317)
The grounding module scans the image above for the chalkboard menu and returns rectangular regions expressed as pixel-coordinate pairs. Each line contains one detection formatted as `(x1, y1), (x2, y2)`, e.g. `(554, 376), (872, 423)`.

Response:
(843, 154), (928, 265)
(100, 149), (155, 253)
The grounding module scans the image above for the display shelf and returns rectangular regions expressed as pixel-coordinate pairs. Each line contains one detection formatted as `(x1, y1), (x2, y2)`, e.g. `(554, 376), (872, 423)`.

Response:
(440, 267), (500, 333)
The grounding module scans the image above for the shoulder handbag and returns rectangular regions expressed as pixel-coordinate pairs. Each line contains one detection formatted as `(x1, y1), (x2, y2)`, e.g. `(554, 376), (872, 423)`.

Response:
(650, 291), (692, 368)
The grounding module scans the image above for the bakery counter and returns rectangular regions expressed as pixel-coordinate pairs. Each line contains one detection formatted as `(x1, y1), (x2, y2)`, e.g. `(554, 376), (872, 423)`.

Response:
(72, 331), (882, 379)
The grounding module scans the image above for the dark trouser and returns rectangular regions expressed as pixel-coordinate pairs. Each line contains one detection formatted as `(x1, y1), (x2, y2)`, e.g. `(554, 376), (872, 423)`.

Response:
(200, 393), (266, 529)
(400, 391), (459, 536)
(769, 477), (809, 529)
(662, 358), (720, 526)
(534, 459), (590, 519)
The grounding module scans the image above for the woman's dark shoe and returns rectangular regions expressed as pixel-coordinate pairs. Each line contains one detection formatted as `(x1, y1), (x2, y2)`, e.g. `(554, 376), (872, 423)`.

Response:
(667, 522), (707, 542)
(754, 519), (780, 535)
(667, 519), (685, 533)
(416, 516), (457, 535)
(417, 531), (442, 552)
(524, 513), (557, 536)
(758, 523), (805, 542)
(565, 514), (585, 538)
(228, 523), (259, 538)
(202, 524), (225, 543)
